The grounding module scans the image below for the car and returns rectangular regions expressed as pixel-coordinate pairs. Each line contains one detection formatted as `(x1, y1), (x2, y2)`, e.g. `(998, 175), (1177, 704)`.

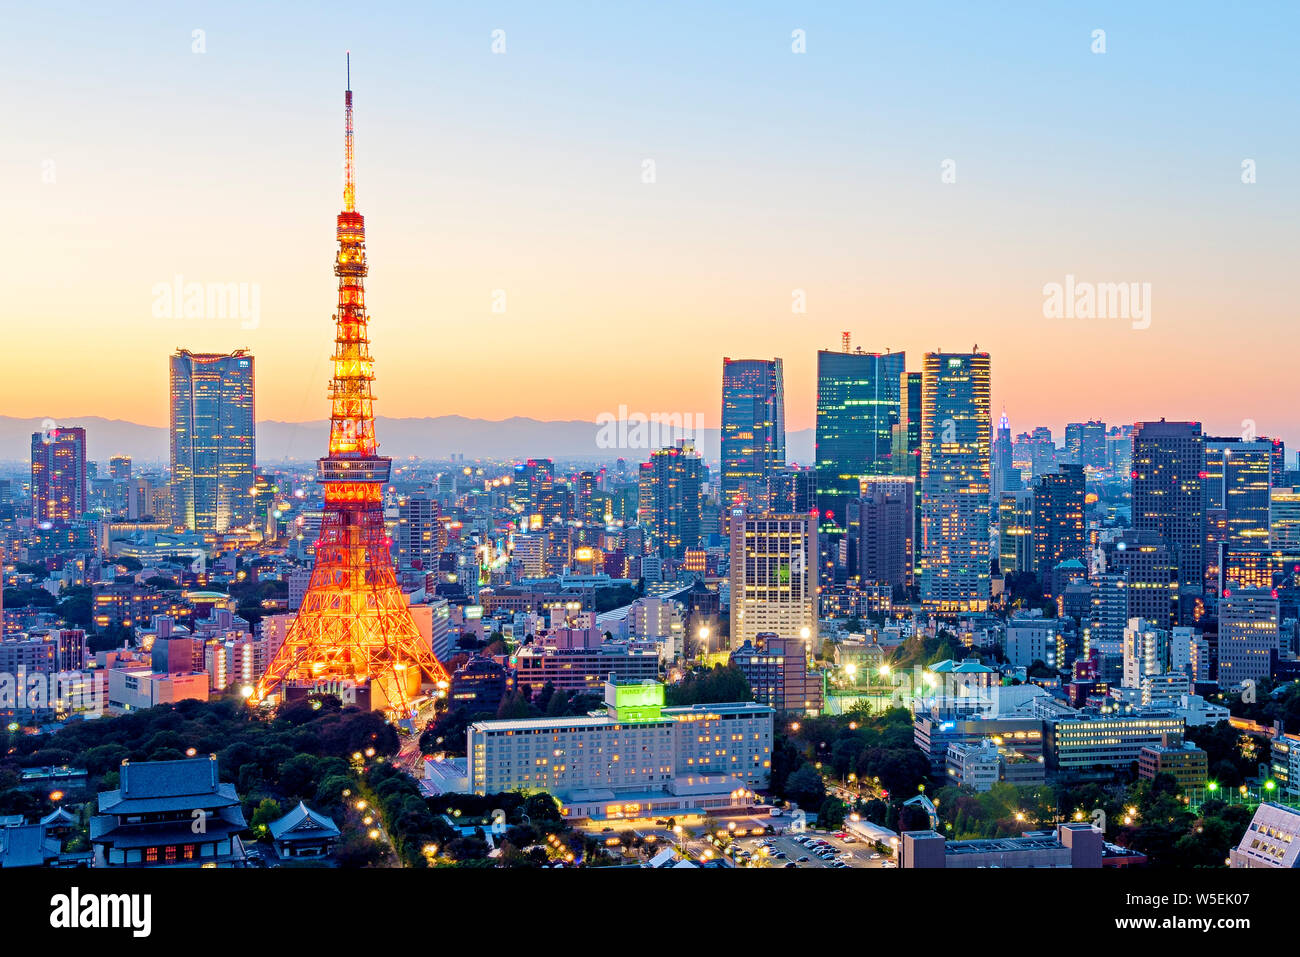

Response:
(782, 861), (797, 868)
(882, 861), (898, 868)
(601, 826), (614, 832)
(773, 852), (786, 859)
(797, 856), (810, 862)
(870, 853), (882, 860)
(842, 836), (857, 843)
(832, 861), (850, 868)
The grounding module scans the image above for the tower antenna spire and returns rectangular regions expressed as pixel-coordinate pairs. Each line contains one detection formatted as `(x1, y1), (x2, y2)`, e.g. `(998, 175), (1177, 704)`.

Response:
(343, 52), (355, 211)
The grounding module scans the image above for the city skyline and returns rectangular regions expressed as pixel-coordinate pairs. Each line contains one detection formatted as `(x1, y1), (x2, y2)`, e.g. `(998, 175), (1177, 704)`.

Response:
(7, 2), (1298, 445)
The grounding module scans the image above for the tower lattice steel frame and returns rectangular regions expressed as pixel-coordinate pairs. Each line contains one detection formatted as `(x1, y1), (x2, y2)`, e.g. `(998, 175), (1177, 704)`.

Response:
(254, 57), (451, 715)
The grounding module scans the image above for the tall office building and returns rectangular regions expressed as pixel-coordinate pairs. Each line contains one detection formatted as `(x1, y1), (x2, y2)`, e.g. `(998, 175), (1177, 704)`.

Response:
(991, 408), (1020, 497)
(893, 370), (924, 552)
(1065, 421), (1106, 471)
(169, 349), (256, 532)
(31, 426), (88, 524)
(848, 477), (915, 589)
(729, 511), (817, 647)
(109, 455), (132, 482)
(919, 351), (991, 614)
(1218, 589), (1279, 685)
(720, 357), (786, 512)
(1132, 420), (1205, 616)
(815, 347), (905, 536)
(637, 444), (704, 559)
(770, 465), (815, 515)
(1032, 465), (1086, 593)
(1271, 487), (1300, 549)
(997, 489), (1035, 576)
(1103, 530), (1179, 631)
(1204, 438), (1272, 548)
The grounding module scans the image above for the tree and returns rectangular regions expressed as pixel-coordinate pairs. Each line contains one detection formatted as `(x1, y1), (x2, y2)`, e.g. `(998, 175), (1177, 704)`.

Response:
(784, 762), (826, 809)
(818, 796), (847, 829)
(250, 798), (283, 837)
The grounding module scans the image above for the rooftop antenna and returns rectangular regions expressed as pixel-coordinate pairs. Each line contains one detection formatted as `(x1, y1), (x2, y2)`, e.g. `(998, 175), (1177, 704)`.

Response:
(343, 52), (355, 212)
(842, 331), (851, 353)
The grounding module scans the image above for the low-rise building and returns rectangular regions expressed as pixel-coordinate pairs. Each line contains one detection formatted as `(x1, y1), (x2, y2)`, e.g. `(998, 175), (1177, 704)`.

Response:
(467, 679), (773, 821)
(901, 822), (1104, 868)
(1229, 803), (1300, 868)
(1137, 741), (1208, 791)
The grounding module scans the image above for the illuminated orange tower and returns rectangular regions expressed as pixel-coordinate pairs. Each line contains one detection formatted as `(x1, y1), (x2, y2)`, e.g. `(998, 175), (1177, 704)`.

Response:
(254, 57), (450, 715)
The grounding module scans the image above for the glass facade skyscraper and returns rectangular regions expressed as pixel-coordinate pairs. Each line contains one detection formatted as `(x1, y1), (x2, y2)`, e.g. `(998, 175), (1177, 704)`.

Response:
(815, 348), (905, 536)
(1131, 420), (1205, 616)
(169, 349), (256, 532)
(919, 351), (991, 614)
(720, 357), (786, 512)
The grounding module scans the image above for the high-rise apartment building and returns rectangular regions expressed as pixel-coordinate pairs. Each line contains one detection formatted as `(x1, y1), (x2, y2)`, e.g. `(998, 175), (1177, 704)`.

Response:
(169, 350), (256, 532)
(395, 496), (443, 571)
(729, 511), (817, 647)
(815, 348), (905, 536)
(720, 357), (785, 512)
(31, 426), (88, 524)
(919, 352), (991, 614)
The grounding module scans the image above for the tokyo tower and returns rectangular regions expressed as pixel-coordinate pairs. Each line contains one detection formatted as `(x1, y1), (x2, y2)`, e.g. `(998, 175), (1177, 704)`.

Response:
(254, 57), (450, 716)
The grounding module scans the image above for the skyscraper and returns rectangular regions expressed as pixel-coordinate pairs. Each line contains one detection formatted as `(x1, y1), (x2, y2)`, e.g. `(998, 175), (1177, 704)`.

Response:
(730, 511), (817, 647)
(849, 477), (915, 589)
(992, 407), (1020, 497)
(1033, 464), (1086, 593)
(919, 351), (991, 614)
(169, 349), (256, 532)
(1065, 420), (1107, 471)
(1204, 438), (1272, 547)
(1218, 589), (1279, 685)
(637, 443), (704, 559)
(720, 357), (786, 512)
(997, 489), (1035, 576)
(1132, 420), (1205, 617)
(815, 347), (905, 535)
(395, 495), (443, 572)
(31, 426), (88, 524)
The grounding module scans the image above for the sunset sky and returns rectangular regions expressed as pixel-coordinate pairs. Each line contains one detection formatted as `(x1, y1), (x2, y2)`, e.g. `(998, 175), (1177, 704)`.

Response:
(6, 2), (1298, 446)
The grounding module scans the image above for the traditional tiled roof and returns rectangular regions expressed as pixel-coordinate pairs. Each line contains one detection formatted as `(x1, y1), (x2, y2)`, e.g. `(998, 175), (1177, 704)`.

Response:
(39, 807), (77, 828)
(0, 824), (60, 868)
(98, 756), (239, 816)
(268, 802), (340, 841)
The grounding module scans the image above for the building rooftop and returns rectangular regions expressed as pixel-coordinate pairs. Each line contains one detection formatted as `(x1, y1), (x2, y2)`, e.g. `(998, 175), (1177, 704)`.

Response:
(98, 755), (240, 816)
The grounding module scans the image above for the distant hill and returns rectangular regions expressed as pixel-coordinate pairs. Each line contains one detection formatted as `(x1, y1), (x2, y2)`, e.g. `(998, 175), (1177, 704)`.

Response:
(0, 415), (815, 466)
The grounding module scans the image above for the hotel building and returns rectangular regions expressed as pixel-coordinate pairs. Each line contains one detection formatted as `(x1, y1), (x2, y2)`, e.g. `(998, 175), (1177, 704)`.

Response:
(467, 679), (773, 821)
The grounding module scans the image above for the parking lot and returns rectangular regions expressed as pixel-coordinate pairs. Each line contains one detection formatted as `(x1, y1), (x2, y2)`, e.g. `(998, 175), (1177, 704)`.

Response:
(734, 828), (898, 869)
